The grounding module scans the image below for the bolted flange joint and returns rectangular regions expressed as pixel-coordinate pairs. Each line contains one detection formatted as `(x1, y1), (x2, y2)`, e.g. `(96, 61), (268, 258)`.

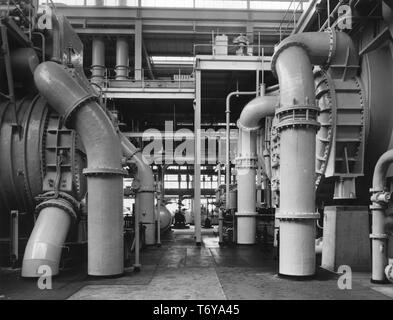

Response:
(235, 156), (258, 170)
(275, 104), (320, 131)
(276, 211), (320, 220)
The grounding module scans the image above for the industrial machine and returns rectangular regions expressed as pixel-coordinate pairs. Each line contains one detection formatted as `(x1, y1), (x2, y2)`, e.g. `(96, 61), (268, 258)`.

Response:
(0, 1), (157, 278)
(2, 0), (393, 287)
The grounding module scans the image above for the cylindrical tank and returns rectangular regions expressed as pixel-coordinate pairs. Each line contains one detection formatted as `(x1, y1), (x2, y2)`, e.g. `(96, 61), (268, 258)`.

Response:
(156, 205), (173, 234)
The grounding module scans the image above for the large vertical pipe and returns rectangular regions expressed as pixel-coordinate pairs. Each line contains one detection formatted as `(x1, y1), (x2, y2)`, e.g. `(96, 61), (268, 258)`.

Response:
(34, 62), (125, 277)
(370, 150), (393, 283)
(91, 37), (105, 84)
(271, 31), (359, 276)
(275, 46), (319, 276)
(22, 199), (75, 277)
(236, 94), (277, 244)
(115, 37), (129, 80)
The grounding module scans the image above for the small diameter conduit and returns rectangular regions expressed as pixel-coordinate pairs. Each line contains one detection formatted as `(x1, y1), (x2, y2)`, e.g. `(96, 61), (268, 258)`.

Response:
(236, 91), (278, 244)
(271, 30), (359, 277)
(120, 133), (156, 246)
(370, 150), (393, 283)
(34, 61), (125, 277)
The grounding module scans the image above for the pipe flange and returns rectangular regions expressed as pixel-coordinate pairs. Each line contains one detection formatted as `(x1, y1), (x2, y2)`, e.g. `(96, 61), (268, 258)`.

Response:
(370, 233), (389, 240)
(63, 94), (97, 127)
(235, 212), (257, 217)
(35, 191), (80, 211)
(237, 120), (261, 132)
(276, 104), (320, 115)
(275, 119), (321, 131)
(35, 198), (77, 221)
(271, 41), (310, 78)
(137, 186), (155, 193)
(235, 156), (258, 169)
(324, 28), (336, 67)
(83, 167), (128, 176)
(276, 211), (320, 220)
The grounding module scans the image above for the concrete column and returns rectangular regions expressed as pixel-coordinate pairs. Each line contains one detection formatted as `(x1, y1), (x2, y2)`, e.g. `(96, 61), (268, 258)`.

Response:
(134, 20), (142, 81)
(115, 37), (129, 80)
(91, 37), (105, 84)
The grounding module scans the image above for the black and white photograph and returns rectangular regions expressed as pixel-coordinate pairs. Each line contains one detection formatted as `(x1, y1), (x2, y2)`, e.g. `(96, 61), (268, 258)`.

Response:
(0, 0), (392, 308)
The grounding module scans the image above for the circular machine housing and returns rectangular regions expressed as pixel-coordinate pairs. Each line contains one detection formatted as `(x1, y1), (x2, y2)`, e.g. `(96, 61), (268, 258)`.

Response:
(0, 95), (87, 244)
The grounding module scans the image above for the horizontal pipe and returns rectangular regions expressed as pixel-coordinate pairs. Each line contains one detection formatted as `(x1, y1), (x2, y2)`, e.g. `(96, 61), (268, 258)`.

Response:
(34, 61), (124, 277)
(22, 199), (74, 277)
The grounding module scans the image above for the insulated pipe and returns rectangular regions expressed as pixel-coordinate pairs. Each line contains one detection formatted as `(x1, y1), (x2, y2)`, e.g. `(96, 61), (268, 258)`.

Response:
(34, 62), (125, 277)
(22, 198), (75, 277)
(225, 91), (256, 211)
(115, 37), (129, 80)
(272, 30), (359, 277)
(91, 37), (106, 84)
(236, 94), (278, 244)
(120, 133), (156, 245)
(370, 150), (393, 283)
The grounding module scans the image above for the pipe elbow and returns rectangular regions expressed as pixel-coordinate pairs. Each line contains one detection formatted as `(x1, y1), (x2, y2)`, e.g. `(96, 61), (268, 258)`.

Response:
(34, 61), (97, 126)
(372, 149), (393, 191)
(272, 31), (359, 79)
(238, 94), (278, 130)
(120, 134), (154, 191)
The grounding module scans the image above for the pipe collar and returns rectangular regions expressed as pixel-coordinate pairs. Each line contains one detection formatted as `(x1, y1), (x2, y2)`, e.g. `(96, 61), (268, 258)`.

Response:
(36, 198), (77, 221)
(276, 212), (320, 220)
(83, 167), (127, 176)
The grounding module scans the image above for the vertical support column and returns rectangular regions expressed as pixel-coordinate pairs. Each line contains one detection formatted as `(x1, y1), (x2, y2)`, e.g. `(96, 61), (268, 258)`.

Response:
(194, 69), (202, 246)
(115, 37), (129, 80)
(91, 37), (105, 84)
(10, 211), (18, 267)
(134, 19), (143, 81)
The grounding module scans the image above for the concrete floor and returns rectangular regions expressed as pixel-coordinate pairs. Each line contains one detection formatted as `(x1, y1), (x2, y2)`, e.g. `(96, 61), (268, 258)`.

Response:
(1, 226), (393, 300)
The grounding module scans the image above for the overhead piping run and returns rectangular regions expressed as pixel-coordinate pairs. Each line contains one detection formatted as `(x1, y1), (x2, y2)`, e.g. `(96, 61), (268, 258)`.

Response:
(271, 30), (359, 277)
(119, 133), (156, 246)
(34, 61), (125, 277)
(225, 91), (256, 212)
(236, 91), (278, 244)
(370, 150), (393, 283)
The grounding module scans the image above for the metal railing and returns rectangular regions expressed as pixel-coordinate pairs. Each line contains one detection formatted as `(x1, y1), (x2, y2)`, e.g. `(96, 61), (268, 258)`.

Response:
(87, 66), (195, 90)
(277, 0), (306, 42)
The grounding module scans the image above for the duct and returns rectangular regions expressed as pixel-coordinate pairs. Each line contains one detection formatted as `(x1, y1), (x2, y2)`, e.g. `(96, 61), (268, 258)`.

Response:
(115, 37), (129, 80)
(370, 149), (393, 283)
(236, 93), (278, 244)
(271, 30), (359, 277)
(21, 198), (76, 277)
(120, 133), (156, 245)
(34, 61), (125, 277)
(91, 37), (106, 84)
